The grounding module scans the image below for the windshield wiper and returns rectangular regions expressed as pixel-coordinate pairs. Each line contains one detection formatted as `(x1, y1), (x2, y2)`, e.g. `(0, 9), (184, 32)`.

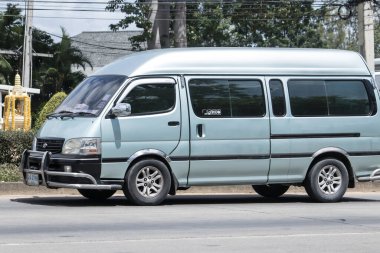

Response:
(46, 110), (75, 119)
(71, 112), (97, 117)
(46, 111), (97, 119)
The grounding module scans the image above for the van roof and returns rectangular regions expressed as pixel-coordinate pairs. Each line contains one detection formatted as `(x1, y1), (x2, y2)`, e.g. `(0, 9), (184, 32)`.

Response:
(93, 47), (371, 77)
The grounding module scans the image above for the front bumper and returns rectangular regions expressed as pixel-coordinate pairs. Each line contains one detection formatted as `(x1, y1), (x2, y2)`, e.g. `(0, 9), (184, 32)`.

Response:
(20, 150), (122, 190)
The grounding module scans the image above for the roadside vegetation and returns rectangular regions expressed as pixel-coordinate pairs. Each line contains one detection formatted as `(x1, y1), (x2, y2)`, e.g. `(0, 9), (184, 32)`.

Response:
(0, 131), (33, 182)
(0, 164), (22, 182)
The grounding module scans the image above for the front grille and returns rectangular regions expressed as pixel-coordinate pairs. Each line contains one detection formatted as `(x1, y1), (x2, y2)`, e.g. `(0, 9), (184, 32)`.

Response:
(36, 138), (65, 154)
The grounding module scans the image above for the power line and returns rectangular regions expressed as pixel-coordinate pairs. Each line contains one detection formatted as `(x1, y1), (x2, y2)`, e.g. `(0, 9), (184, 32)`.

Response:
(43, 30), (135, 51)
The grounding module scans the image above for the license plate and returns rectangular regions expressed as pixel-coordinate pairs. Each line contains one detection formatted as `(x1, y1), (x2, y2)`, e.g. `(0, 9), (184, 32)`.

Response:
(26, 173), (39, 186)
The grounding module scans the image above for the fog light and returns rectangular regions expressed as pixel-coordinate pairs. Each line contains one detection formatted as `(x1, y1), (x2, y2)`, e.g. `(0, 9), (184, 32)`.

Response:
(64, 166), (72, 172)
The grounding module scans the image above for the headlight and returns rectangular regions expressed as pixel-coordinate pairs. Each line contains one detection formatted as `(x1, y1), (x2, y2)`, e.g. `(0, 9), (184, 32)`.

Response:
(62, 138), (101, 155)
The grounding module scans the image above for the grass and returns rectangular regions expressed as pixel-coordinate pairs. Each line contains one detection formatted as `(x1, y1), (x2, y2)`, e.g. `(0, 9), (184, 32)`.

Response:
(0, 164), (23, 182)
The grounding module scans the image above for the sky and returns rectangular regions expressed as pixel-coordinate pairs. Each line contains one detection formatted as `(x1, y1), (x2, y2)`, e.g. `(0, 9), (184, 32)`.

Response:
(0, 0), (132, 40)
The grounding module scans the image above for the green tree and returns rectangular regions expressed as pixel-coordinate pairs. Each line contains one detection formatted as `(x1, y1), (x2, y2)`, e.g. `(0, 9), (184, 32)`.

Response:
(227, 0), (324, 47)
(107, 0), (327, 49)
(52, 28), (92, 92)
(107, 0), (186, 49)
(0, 4), (23, 84)
(106, 0), (152, 50)
(34, 91), (67, 130)
(0, 55), (12, 84)
(0, 4), (23, 50)
(0, 3), (55, 86)
(186, 1), (235, 47)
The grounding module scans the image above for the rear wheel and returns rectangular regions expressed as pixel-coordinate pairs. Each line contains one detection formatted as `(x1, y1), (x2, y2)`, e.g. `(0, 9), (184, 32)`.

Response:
(78, 189), (116, 201)
(123, 159), (171, 206)
(305, 158), (348, 202)
(252, 184), (289, 198)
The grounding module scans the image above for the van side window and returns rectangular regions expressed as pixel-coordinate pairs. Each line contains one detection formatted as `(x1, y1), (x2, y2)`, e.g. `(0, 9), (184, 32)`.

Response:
(326, 80), (370, 116)
(122, 83), (175, 116)
(288, 80), (371, 117)
(188, 79), (265, 118)
(269, 79), (286, 116)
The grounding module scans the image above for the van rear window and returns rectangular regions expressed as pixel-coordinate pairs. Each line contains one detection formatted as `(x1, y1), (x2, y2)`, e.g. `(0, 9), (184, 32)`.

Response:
(288, 80), (372, 116)
(188, 79), (265, 118)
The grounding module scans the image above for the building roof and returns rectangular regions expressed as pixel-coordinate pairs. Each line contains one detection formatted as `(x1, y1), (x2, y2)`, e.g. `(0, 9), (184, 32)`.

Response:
(94, 47), (371, 77)
(71, 30), (145, 75)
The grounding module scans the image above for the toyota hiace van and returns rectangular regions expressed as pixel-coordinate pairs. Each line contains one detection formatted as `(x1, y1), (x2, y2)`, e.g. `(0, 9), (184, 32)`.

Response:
(20, 48), (380, 205)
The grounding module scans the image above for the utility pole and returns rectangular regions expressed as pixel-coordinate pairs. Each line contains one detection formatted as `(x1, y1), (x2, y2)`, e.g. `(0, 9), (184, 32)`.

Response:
(174, 1), (187, 48)
(22, 0), (33, 88)
(357, 1), (375, 72)
(147, 0), (160, 49)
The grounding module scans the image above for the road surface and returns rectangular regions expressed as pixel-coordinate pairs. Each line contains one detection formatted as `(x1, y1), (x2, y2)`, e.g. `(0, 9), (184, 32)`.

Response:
(0, 192), (380, 252)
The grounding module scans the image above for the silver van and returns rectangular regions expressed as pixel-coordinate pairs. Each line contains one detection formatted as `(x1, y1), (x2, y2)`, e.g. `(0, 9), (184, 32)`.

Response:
(20, 48), (380, 205)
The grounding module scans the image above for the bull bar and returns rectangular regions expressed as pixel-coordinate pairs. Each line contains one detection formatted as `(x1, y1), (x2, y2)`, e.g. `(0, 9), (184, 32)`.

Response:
(19, 150), (122, 190)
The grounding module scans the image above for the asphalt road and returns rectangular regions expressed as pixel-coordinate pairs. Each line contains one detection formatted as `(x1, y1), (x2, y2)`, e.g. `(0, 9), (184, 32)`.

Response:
(1, 192), (380, 253)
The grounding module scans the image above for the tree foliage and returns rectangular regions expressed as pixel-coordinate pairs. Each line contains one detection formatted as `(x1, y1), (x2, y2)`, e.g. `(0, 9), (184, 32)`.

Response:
(0, 130), (34, 165)
(0, 5), (91, 127)
(51, 28), (92, 92)
(34, 92), (67, 130)
(106, 0), (152, 50)
(0, 55), (12, 84)
(0, 5), (89, 91)
(107, 0), (328, 49)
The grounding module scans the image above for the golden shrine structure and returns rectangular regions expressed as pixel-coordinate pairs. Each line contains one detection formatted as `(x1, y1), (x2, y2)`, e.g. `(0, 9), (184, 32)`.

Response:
(0, 73), (40, 131)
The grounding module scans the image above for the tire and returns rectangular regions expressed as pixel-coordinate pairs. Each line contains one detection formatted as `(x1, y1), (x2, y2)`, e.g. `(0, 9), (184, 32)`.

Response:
(305, 158), (349, 203)
(252, 184), (289, 198)
(78, 189), (116, 201)
(123, 159), (171, 206)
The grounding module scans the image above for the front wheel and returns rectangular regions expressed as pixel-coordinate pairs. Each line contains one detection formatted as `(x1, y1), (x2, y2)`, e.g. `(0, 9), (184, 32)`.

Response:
(78, 189), (116, 201)
(123, 159), (171, 206)
(305, 158), (349, 203)
(252, 184), (289, 198)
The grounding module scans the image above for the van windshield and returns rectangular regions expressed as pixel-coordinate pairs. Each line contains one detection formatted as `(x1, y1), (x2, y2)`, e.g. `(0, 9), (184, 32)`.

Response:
(53, 75), (126, 117)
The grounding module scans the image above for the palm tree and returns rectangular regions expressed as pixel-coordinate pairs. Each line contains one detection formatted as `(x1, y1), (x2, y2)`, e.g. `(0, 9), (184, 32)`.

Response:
(53, 27), (92, 92)
(0, 55), (12, 84)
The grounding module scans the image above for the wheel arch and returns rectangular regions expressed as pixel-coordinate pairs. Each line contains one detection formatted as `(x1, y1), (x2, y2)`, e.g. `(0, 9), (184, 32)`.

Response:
(308, 147), (355, 188)
(125, 149), (178, 195)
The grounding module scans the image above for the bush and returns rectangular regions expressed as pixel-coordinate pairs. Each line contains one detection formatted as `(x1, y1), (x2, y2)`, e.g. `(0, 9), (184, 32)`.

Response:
(0, 130), (34, 165)
(0, 163), (22, 182)
(34, 91), (67, 130)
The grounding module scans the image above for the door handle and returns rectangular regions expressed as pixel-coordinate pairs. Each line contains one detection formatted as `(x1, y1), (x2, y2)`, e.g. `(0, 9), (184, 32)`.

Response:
(168, 121), (180, 126)
(197, 124), (205, 138)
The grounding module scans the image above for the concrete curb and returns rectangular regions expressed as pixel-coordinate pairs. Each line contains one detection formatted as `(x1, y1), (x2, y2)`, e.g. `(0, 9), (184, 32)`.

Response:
(1, 182), (380, 196)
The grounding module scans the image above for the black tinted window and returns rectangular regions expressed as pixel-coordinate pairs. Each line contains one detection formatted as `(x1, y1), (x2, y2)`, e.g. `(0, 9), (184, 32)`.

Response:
(288, 80), (327, 116)
(188, 79), (231, 117)
(122, 83), (175, 115)
(189, 79), (265, 118)
(269, 79), (286, 116)
(288, 79), (371, 117)
(326, 80), (370, 116)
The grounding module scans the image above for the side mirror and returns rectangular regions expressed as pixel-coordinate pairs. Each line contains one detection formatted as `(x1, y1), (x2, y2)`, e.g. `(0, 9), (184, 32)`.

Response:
(111, 103), (131, 117)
